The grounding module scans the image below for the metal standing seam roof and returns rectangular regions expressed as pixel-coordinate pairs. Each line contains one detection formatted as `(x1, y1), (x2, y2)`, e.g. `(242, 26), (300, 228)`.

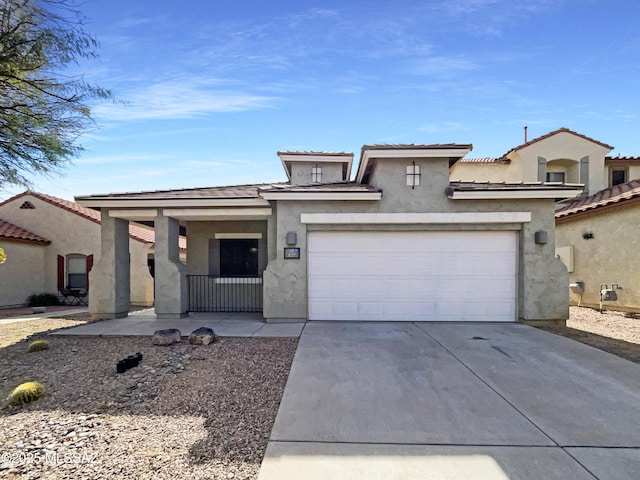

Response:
(555, 178), (640, 220)
(0, 192), (186, 248)
(0, 219), (51, 244)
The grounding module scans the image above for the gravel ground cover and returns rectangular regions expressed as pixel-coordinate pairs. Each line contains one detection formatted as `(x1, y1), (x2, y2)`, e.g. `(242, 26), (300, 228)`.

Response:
(537, 306), (640, 364)
(1, 306), (638, 479)
(0, 335), (298, 479)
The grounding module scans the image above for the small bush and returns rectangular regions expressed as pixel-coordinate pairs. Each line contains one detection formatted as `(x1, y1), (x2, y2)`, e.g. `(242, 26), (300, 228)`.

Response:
(7, 381), (45, 405)
(28, 340), (49, 352)
(27, 293), (61, 307)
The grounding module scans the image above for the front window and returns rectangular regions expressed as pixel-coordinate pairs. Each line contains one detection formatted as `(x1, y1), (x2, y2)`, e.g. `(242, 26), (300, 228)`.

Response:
(546, 171), (565, 183)
(311, 166), (322, 182)
(67, 254), (87, 289)
(610, 168), (627, 187)
(220, 239), (259, 277)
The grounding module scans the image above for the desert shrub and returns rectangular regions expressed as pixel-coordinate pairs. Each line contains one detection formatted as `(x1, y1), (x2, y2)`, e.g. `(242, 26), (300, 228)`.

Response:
(7, 381), (45, 405)
(27, 292), (60, 307)
(28, 340), (49, 352)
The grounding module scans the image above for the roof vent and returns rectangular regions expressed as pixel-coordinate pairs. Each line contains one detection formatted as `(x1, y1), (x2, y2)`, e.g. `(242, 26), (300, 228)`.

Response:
(20, 201), (35, 209)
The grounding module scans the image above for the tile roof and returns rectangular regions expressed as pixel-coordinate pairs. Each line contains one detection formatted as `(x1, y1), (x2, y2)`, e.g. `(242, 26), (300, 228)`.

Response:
(277, 151), (352, 156)
(448, 180), (585, 192)
(361, 143), (473, 152)
(555, 178), (640, 220)
(503, 128), (614, 158)
(456, 157), (510, 164)
(0, 219), (51, 244)
(78, 183), (281, 200)
(0, 192), (185, 248)
(605, 156), (640, 165)
(260, 182), (381, 193)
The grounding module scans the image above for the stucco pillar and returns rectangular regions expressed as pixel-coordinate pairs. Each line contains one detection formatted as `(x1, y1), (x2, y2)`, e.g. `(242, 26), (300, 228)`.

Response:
(89, 213), (130, 319)
(154, 214), (188, 318)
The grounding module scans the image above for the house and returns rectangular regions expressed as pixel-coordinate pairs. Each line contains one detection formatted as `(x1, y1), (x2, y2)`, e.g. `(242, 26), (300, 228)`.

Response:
(555, 179), (640, 312)
(450, 126), (640, 312)
(76, 143), (582, 324)
(450, 127), (640, 197)
(0, 192), (186, 308)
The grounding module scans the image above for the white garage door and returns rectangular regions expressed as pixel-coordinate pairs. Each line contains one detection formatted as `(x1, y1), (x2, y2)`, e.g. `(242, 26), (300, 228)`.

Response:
(308, 231), (516, 322)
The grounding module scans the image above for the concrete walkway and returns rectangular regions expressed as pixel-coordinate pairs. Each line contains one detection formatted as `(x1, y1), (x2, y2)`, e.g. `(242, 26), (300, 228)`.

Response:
(258, 322), (640, 479)
(49, 310), (305, 338)
(0, 307), (89, 325)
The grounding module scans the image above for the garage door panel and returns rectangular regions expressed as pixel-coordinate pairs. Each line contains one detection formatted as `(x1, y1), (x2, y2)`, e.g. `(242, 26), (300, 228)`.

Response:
(308, 231), (516, 322)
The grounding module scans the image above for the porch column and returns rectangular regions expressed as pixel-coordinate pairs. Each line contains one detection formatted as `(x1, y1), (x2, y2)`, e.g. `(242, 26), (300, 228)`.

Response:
(89, 213), (130, 319)
(154, 213), (188, 318)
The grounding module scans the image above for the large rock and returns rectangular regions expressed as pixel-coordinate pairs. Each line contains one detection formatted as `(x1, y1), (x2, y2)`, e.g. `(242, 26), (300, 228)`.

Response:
(189, 327), (217, 345)
(152, 328), (181, 346)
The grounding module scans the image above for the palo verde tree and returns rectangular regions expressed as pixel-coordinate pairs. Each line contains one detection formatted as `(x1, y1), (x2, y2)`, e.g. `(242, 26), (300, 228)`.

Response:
(0, 0), (110, 188)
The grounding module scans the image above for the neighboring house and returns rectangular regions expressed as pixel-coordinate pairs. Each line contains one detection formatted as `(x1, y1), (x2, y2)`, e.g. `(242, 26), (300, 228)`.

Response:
(450, 127), (640, 197)
(0, 192), (186, 308)
(76, 144), (581, 324)
(555, 179), (640, 312)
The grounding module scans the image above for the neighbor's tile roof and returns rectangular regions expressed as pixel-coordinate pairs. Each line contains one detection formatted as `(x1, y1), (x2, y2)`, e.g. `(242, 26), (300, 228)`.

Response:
(555, 178), (640, 220)
(0, 192), (185, 248)
(78, 183), (283, 200)
(502, 127), (614, 158)
(277, 150), (352, 156)
(456, 157), (510, 164)
(605, 156), (640, 165)
(0, 219), (51, 244)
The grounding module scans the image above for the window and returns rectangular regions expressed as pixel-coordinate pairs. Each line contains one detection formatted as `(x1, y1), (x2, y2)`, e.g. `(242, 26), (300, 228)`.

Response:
(610, 168), (627, 187)
(406, 163), (420, 188)
(546, 171), (565, 182)
(67, 254), (88, 289)
(220, 239), (259, 277)
(311, 166), (322, 183)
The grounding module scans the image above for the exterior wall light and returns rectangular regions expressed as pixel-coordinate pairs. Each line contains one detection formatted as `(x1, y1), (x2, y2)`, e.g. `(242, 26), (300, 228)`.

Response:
(582, 232), (594, 240)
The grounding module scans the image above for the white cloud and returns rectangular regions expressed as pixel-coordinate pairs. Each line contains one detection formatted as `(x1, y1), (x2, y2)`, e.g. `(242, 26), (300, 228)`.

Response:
(93, 79), (279, 121)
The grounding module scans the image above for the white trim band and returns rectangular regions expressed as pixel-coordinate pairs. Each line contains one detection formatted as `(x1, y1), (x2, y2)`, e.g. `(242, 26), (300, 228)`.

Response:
(214, 233), (263, 239)
(300, 212), (532, 224)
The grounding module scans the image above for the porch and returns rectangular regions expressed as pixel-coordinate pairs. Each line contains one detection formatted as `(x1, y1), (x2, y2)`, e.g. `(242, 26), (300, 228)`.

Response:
(50, 309), (304, 338)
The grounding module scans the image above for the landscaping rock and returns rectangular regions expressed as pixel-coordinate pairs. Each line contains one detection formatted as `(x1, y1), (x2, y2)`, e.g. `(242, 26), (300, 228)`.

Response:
(152, 329), (181, 346)
(189, 327), (217, 345)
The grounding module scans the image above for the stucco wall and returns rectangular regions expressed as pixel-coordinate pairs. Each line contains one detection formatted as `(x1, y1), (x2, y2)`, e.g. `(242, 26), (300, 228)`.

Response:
(290, 162), (344, 185)
(263, 157), (567, 322)
(0, 194), (154, 306)
(513, 133), (610, 195)
(556, 205), (640, 312)
(0, 240), (47, 306)
(450, 163), (522, 183)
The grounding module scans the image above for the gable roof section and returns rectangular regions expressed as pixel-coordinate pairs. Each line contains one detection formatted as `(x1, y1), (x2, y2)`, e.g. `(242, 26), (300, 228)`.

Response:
(356, 143), (473, 184)
(555, 178), (640, 221)
(277, 151), (354, 182)
(0, 219), (51, 245)
(0, 192), (184, 247)
(502, 128), (614, 158)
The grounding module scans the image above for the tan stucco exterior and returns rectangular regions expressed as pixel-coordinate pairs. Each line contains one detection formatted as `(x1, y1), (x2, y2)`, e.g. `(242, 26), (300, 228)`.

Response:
(0, 193), (155, 307)
(0, 240), (47, 306)
(556, 202), (640, 312)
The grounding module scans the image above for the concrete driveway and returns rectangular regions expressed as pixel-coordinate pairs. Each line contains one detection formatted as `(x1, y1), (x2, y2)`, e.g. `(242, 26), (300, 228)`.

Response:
(258, 322), (640, 480)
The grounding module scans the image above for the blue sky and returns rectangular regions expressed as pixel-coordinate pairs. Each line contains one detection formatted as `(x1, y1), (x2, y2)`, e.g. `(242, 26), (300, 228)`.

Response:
(3, 0), (640, 201)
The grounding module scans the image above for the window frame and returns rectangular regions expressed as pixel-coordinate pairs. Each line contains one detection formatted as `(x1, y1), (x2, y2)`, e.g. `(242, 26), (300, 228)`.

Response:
(545, 171), (566, 183)
(609, 167), (628, 187)
(219, 239), (259, 278)
(311, 165), (322, 183)
(66, 254), (88, 289)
